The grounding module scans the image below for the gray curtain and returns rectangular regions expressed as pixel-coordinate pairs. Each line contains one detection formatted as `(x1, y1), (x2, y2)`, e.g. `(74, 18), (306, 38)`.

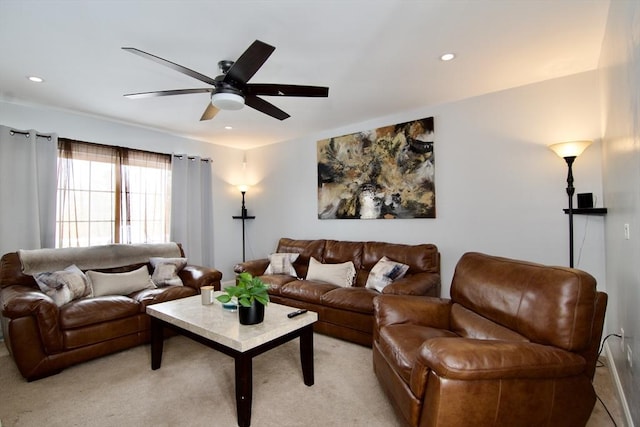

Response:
(0, 125), (57, 256)
(170, 155), (214, 266)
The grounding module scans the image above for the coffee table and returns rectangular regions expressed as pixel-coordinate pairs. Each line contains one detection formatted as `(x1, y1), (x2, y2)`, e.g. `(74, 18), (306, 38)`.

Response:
(146, 295), (317, 427)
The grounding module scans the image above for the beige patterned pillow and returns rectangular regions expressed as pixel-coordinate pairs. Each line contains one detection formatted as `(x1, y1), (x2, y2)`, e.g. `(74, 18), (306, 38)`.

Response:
(264, 253), (299, 276)
(87, 265), (156, 296)
(34, 264), (92, 306)
(150, 257), (187, 287)
(306, 257), (355, 287)
(365, 256), (409, 292)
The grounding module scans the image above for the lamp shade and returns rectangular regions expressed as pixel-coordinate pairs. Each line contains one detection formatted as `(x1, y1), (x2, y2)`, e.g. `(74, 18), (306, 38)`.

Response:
(548, 140), (592, 158)
(211, 92), (245, 110)
(238, 184), (249, 193)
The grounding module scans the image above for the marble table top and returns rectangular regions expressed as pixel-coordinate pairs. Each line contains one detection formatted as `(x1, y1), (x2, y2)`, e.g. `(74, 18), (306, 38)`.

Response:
(146, 294), (318, 352)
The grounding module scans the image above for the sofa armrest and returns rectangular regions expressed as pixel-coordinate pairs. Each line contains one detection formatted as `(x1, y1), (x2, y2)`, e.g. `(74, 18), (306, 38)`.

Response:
(179, 265), (222, 291)
(374, 295), (452, 331)
(382, 272), (440, 296)
(417, 337), (586, 381)
(233, 259), (270, 276)
(0, 285), (64, 353)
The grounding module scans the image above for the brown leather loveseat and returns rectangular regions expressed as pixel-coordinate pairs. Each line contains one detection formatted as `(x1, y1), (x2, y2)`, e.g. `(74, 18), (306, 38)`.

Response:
(235, 237), (440, 346)
(0, 243), (222, 381)
(373, 252), (607, 427)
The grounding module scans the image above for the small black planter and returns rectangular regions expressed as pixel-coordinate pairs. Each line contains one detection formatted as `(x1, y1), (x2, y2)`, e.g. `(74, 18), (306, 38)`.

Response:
(238, 301), (265, 325)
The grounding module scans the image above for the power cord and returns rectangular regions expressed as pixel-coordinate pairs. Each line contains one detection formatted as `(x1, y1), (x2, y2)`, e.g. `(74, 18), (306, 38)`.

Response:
(598, 333), (622, 363)
(595, 333), (622, 426)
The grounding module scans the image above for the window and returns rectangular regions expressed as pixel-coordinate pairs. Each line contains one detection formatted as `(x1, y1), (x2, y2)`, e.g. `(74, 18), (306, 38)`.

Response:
(56, 139), (171, 247)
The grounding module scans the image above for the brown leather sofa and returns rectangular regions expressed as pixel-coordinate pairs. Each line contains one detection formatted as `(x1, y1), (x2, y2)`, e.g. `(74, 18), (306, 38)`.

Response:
(373, 252), (607, 427)
(0, 243), (222, 381)
(235, 237), (440, 346)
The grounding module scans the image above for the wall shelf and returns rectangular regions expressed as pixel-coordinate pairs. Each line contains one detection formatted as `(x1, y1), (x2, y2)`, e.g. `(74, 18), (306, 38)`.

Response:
(563, 208), (607, 215)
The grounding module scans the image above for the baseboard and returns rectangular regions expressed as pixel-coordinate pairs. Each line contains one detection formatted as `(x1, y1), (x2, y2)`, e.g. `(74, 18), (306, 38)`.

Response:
(604, 342), (635, 427)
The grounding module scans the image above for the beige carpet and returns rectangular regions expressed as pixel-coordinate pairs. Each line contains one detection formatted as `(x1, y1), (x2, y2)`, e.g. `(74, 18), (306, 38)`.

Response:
(0, 334), (625, 427)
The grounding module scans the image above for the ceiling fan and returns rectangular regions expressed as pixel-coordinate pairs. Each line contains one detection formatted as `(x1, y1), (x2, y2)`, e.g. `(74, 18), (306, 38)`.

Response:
(122, 40), (329, 121)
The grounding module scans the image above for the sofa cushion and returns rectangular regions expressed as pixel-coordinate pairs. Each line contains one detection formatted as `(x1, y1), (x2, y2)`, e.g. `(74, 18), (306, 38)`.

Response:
(259, 274), (299, 295)
(132, 285), (198, 310)
(451, 252), (597, 351)
(60, 296), (140, 329)
(321, 287), (379, 314)
(323, 240), (364, 269)
(264, 253), (299, 276)
(450, 303), (530, 342)
(362, 242), (439, 274)
(275, 238), (326, 278)
(366, 256), (409, 292)
(280, 279), (338, 303)
(34, 264), (92, 306)
(87, 265), (156, 297)
(378, 324), (457, 385)
(150, 257), (187, 287)
(306, 257), (355, 287)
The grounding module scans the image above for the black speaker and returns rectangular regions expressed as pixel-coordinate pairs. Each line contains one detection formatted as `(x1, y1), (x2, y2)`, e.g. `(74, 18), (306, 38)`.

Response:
(577, 193), (593, 209)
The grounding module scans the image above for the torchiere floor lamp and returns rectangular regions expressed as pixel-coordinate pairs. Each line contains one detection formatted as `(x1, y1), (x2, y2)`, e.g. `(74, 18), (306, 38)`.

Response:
(548, 140), (592, 268)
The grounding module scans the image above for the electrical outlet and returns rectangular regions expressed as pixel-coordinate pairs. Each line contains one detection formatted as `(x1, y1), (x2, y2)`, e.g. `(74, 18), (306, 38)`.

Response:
(627, 345), (633, 368)
(624, 223), (630, 240)
(621, 328), (625, 351)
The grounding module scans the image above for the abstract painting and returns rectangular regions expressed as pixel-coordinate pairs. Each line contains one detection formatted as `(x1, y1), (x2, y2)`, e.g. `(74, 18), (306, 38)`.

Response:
(317, 117), (435, 219)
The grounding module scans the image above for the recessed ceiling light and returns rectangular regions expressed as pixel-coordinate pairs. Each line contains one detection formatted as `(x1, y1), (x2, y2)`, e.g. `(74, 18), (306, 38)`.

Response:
(440, 53), (456, 61)
(27, 76), (44, 83)
(224, 126), (233, 130)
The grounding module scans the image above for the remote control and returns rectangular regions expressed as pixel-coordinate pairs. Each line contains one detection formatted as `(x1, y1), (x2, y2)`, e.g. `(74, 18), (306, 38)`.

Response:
(287, 309), (307, 318)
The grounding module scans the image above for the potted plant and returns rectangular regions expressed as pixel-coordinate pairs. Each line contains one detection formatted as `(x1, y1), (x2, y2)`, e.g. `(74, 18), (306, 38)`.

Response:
(216, 272), (270, 325)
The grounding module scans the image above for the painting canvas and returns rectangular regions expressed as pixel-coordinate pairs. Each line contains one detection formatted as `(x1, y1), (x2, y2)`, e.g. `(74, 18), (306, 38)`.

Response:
(317, 117), (435, 219)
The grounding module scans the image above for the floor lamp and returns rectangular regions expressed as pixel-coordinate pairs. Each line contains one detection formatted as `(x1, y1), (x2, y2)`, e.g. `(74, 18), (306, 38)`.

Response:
(548, 140), (592, 268)
(232, 185), (256, 262)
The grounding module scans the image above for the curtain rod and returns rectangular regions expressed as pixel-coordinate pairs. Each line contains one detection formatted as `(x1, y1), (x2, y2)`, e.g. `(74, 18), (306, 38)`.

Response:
(9, 129), (52, 141)
(173, 154), (212, 162)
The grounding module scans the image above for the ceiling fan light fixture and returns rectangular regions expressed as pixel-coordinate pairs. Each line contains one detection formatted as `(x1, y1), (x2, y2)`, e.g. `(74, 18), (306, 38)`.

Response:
(211, 92), (245, 110)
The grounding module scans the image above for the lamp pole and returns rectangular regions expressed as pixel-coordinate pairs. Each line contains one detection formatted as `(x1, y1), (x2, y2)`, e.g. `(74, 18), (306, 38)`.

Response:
(564, 156), (576, 268)
(548, 140), (592, 269)
(241, 190), (247, 262)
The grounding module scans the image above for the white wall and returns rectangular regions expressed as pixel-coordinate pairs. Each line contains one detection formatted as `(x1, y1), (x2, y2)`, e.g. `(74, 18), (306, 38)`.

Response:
(243, 71), (605, 297)
(599, 0), (640, 424)
(0, 100), (246, 282)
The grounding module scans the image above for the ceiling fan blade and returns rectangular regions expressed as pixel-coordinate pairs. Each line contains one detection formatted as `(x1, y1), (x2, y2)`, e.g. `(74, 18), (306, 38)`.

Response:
(124, 88), (213, 99)
(246, 84), (329, 97)
(224, 40), (275, 85)
(200, 103), (220, 121)
(122, 47), (217, 86)
(245, 95), (290, 120)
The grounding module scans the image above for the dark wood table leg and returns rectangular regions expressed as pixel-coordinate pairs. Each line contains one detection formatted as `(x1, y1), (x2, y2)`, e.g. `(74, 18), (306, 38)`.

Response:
(300, 325), (314, 386)
(150, 317), (164, 370)
(235, 353), (253, 427)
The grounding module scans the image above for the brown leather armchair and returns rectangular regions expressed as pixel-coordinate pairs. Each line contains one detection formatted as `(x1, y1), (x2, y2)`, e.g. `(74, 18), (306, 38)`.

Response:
(373, 252), (607, 427)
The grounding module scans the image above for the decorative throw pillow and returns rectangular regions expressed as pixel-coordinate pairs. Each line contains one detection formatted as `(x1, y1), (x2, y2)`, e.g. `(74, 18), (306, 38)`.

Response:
(87, 265), (156, 297)
(365, 256), (410, 292)
(306, 257), (355, 287)
(149, 257), (188, 287)
(34, 264), (92, 307)
(264, 253), (299, 276)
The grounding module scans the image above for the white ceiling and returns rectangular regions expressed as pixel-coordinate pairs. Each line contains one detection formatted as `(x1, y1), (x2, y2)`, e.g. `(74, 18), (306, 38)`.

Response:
(0, 0), (610, 150)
